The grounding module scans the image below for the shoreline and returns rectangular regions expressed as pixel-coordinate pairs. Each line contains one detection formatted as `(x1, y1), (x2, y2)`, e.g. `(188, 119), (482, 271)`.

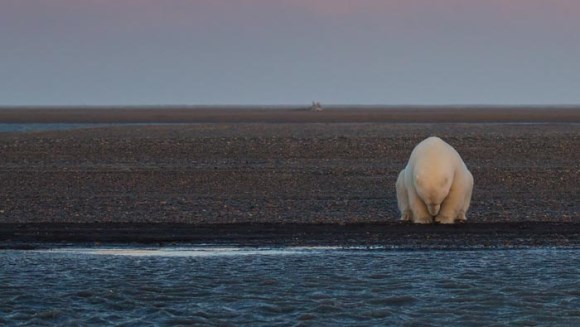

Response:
(1, 222), (579, 249)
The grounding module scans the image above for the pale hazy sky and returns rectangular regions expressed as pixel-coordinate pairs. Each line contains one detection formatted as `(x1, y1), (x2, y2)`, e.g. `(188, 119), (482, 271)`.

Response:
(1, 0), (579, 105)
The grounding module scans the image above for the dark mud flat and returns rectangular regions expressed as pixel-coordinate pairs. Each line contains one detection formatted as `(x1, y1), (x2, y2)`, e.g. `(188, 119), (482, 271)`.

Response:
(1, 222), (579, 249)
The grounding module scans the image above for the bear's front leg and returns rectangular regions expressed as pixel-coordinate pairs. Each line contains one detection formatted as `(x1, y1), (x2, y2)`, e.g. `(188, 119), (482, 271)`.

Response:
(435, 179), (467, 224)
(408, 192), (433, 224)
(434, 214), (456, 224)
(414, 215), (433, 224)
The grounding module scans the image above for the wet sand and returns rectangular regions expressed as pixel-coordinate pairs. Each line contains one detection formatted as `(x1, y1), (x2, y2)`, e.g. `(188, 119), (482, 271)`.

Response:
(0, 108), (579, 247)
(1, 222), (579, 249)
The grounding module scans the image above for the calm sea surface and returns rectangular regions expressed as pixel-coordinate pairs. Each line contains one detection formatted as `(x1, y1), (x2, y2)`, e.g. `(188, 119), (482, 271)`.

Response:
(1, 248), (579, 326)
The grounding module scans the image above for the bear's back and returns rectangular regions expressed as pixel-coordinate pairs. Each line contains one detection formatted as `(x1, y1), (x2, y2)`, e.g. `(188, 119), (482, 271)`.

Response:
(409, 136), (460, 171)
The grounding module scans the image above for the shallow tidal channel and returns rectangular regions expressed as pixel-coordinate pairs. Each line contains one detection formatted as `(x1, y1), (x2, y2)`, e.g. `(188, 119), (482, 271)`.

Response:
(1, 247), (579, 325)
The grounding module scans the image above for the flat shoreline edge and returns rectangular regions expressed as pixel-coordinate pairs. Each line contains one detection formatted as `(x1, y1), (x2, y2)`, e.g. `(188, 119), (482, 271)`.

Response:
(1, 222), (579, 249)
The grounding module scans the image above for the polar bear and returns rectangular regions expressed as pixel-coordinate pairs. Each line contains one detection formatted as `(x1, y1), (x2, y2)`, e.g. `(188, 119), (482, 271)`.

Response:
(396, 136), (473, 224)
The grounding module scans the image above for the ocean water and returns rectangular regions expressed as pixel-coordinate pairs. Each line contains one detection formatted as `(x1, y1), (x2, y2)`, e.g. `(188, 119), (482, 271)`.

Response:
(1, 248), (579, 326)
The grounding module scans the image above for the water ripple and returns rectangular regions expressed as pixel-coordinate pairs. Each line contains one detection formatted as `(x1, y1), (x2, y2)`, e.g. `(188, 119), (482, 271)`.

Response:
(0, 248), (579, 325)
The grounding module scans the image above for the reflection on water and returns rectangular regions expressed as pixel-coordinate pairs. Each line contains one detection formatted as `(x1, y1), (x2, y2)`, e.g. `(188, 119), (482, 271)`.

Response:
(0, 123), (113, 133)
(38, 247), (343, 257)
(0, 123), (204, 133)
(1, 248), (579, 325)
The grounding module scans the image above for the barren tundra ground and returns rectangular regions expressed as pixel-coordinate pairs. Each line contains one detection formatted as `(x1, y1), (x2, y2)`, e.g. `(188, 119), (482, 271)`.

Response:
(0, 108), (578, 247)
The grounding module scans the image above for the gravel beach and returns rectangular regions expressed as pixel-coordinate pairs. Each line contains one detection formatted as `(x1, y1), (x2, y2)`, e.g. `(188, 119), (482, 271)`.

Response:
(0, 108), (578, 247)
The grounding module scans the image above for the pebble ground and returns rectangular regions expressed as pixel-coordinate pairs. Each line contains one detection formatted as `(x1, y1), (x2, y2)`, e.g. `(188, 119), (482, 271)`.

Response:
(0, 123), (577, 225)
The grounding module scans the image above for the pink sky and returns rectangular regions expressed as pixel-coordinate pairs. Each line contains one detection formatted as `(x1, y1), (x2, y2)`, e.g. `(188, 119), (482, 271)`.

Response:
(1, 0), (580, 105)
(6, 0), (580, 26)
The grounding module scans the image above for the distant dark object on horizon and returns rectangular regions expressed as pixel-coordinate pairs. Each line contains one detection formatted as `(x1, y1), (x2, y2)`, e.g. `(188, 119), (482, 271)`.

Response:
(311, 101), (323, 111)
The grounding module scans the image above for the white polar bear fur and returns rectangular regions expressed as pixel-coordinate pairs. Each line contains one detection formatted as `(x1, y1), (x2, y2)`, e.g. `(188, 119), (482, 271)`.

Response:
(396, 136), (473, 224)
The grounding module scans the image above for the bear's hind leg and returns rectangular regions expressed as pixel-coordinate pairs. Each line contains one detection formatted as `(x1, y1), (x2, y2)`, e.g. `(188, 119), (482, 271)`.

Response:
(449, 169), (473, 224)
(459, 173), (473, 222)
(401, 209), (413, 222)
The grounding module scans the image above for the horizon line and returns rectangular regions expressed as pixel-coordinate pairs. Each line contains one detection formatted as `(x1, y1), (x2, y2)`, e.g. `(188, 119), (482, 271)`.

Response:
(2, 104), (580, 109)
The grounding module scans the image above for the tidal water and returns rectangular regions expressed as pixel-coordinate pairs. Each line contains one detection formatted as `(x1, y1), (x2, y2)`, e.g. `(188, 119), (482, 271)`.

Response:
(0, 123), (112, 133)
(1, 248), (579, 326)
(0, 123), (203, 133)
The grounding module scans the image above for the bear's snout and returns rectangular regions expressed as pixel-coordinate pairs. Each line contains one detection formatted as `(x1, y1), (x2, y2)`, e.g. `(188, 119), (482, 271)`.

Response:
(427, 204), (441, 216)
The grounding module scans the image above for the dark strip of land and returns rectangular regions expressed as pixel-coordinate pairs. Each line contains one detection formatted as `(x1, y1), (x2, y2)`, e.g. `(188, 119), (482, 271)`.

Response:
(0, 108), (578, 248)
(1, 222), (579, 249)
(1, 106), (579, 123)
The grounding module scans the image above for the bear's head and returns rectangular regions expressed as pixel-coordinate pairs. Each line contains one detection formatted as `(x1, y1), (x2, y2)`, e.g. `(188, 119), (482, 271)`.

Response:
(414, 174), (452, 216)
